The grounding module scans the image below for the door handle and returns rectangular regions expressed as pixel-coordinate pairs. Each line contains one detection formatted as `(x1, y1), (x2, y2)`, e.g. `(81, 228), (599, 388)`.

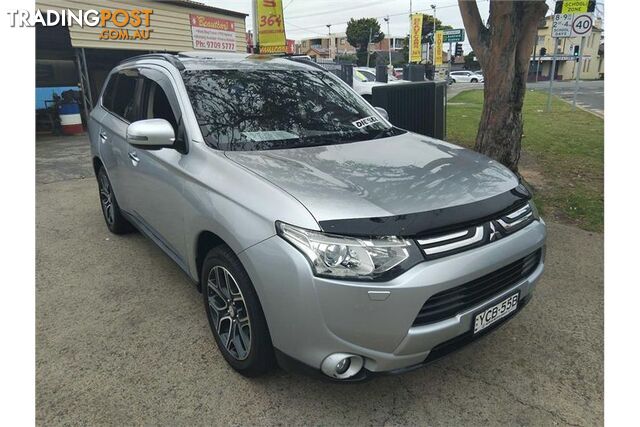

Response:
(128, 152), (140, 165)
(99, 129), (108, 143)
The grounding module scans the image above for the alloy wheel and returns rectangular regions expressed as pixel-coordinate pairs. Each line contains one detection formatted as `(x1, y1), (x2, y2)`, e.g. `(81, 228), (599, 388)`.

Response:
(207, 266), (252, 360)
(99, 173), (115, 225)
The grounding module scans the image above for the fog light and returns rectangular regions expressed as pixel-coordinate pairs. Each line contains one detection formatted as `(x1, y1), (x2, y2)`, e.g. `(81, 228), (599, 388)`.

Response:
(321, 353), (364, 379)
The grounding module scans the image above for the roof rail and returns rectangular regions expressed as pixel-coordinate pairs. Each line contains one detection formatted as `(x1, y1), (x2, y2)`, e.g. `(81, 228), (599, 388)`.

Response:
(284, 56), (327, 71)
(119, 53), (185, 71)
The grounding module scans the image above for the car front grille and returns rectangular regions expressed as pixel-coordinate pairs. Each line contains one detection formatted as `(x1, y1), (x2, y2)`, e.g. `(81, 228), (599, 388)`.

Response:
(412, 249), (542, 327)
(416, 202), (535, 260)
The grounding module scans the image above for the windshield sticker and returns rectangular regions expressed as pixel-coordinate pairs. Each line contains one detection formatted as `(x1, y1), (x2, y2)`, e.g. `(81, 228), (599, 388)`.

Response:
(241, 131), (299, 142)
(352, 116), (380, 129)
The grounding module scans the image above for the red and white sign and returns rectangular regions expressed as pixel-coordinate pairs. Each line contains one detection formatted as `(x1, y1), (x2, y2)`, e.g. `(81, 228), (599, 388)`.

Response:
(190, 14), (236, 51)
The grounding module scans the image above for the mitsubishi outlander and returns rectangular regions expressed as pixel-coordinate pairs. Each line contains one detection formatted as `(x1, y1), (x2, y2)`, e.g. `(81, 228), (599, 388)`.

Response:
(89, 52), (546, 381)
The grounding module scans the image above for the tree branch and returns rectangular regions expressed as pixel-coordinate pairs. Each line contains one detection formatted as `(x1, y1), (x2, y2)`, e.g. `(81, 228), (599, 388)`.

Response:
(515, 1), (549, 73)
(458, 0), (489, 60)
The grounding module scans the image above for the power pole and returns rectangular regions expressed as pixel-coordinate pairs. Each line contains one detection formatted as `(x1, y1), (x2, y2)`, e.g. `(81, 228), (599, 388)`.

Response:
(367, 27), (373, 67)
(546, 37), (560, 112)
(326, 24), (332, 59)
(384, 16), (392, 67)
(572, 36), (586, 111)
(431, 4), (437, 65)
(409, 0), (413, 62)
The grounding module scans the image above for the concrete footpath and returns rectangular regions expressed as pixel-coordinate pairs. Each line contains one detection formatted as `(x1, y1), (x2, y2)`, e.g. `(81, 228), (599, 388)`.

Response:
(36, 136), (603, 425)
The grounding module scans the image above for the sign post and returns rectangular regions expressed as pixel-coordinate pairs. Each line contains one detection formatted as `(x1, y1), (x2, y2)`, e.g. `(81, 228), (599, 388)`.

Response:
(570, 13), (593, 111)
(546, 0), (595, 112)
(546, 38), (559, 112)
(572, 36), (586, 110)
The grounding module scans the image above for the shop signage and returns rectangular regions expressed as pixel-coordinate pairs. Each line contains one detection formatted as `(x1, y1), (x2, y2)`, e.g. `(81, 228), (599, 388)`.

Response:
(190, 14), (236, 51)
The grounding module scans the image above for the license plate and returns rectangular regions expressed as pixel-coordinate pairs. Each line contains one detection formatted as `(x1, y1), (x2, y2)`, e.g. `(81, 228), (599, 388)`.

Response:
(473, 292), (519, 334)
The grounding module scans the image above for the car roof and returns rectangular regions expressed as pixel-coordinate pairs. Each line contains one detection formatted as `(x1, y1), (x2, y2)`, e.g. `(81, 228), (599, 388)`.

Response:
(120, 51), (321, 72)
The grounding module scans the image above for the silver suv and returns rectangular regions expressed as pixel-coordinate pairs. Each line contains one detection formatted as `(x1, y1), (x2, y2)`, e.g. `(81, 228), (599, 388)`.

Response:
(89, 52), (546, 381)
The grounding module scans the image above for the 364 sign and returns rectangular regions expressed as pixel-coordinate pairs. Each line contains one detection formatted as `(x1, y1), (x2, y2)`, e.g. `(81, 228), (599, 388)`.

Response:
(255, 0), (287, 54)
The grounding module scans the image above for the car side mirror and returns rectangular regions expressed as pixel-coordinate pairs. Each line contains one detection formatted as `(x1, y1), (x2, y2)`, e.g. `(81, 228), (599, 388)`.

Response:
(374, 107), (389, 121)
(126, 119), (175, 149)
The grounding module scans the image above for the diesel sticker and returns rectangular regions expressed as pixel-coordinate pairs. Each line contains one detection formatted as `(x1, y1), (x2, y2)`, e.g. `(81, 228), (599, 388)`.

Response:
(352, 116), (379, 129)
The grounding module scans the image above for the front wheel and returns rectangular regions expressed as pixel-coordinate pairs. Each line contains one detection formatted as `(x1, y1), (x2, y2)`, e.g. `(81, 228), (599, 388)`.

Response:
(202, 245), (275, 377)
(450, 79), (456, 83)
(471, 78), (478, 83)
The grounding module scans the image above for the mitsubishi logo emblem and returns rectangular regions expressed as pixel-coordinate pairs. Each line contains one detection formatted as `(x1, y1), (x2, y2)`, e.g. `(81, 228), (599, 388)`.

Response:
(489, 221), (502, 242)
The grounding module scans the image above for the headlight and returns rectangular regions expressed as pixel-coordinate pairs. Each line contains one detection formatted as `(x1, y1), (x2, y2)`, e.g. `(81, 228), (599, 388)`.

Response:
(276, 221), (423, 280)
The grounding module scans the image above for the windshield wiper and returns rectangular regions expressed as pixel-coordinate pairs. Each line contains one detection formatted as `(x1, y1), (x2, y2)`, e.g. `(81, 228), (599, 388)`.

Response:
(368, 127), (397, 140)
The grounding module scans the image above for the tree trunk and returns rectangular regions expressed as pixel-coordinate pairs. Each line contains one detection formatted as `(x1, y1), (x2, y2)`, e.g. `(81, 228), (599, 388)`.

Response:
(458, 0), (548, 172)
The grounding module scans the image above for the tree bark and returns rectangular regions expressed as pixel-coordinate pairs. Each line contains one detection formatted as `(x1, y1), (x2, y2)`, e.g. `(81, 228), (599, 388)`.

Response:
(458, 0), (548, 172)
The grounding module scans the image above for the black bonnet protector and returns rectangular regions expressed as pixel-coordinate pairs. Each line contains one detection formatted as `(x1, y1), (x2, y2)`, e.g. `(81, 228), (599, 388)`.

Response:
(318, 183), (532, 238)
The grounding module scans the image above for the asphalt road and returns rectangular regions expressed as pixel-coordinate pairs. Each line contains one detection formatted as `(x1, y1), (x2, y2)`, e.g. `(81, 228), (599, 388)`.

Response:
(36, 135), (603, 425)
(529, 80), (604, 117)
(447, 80), (604, 117)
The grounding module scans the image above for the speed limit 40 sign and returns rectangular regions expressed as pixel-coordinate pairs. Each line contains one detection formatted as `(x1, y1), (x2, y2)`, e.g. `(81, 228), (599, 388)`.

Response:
(571, 13), (593, 37)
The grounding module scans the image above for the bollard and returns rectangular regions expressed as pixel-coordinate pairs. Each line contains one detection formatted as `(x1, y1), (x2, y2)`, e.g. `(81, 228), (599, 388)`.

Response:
(375, 64), (388, 83)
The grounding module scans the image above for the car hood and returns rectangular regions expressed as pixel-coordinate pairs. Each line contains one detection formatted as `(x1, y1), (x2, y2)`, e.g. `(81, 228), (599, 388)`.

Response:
(225, 132), (519, 222)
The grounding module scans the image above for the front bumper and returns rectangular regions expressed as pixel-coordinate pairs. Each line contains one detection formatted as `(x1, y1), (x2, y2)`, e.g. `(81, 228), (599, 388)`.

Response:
(238, 220), (546, 377)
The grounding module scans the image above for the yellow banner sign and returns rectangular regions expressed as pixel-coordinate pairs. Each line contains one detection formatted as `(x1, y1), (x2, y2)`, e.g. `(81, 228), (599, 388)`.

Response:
(409, 13), (423, 63)
(434, 30), (443, 65)
(256, 0), (286, 54)
(562, 0), (589, 13)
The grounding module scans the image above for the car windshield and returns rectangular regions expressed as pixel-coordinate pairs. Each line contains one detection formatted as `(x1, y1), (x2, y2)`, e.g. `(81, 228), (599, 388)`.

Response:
(182, 69), (403, 151)
(356, 69), (377, 82)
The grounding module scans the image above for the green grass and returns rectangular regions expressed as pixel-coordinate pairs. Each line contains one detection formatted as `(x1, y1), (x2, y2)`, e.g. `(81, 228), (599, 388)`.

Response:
(447, 89), (604, 232)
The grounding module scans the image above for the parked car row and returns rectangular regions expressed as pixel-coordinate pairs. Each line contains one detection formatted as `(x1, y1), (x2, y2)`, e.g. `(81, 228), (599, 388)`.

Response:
(352, 67), (406, 101)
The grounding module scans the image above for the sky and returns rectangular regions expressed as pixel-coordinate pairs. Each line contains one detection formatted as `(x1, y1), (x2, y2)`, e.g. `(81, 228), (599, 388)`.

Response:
(201, 0), (604, 53)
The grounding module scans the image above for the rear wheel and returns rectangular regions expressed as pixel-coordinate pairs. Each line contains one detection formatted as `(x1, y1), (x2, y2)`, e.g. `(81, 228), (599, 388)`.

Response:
(97, 166), (134, 234)
(450, 79), (456, 83)
(202, 245), (275, 377)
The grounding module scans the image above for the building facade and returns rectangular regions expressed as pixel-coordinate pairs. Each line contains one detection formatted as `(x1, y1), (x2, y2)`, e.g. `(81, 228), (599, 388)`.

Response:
(35, 0), (247, 131)
(295, 34), (404, 60)
(531, 14), (604, 81)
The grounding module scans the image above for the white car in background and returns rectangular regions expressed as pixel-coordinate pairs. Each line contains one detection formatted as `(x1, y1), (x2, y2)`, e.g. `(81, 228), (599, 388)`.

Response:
(353, 67), (406, 101)
(449, 70), (484, 83)
(352, 68), (386, 101)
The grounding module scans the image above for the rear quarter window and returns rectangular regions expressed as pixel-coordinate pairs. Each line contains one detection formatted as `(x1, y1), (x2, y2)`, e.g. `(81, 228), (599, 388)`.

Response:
(102, 69), (139, 122)
(101, 75), (117, 112)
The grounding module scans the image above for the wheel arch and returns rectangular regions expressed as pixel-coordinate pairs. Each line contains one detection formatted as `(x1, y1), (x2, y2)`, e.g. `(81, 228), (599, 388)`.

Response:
(92, 156), (104, 178)
(195, 230), (228, 292)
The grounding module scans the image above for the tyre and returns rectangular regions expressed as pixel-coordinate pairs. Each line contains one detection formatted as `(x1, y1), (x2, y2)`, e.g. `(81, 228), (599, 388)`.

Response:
(202, 245), (275, 377)
(97, 166), (134, 234)
(471, 78), (478, 83)
(450, 79), (456, 83)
